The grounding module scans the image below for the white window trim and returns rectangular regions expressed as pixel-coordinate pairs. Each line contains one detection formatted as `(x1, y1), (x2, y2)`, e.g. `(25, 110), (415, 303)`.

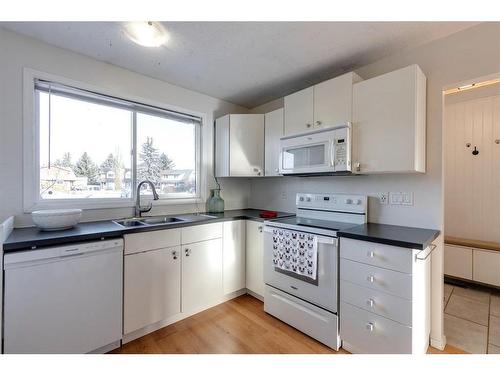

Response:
(23, 68), (207, 213)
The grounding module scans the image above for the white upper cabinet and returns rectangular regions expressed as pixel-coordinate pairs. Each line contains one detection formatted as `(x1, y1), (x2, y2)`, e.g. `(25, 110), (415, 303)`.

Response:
(284, 72), (362, 137)
(215, 114), (265, 177)
(313, 72), (362, 129)
(284, 87), (314, 136)
(264, 108), (284, 176)
(352, 64), (427, 174)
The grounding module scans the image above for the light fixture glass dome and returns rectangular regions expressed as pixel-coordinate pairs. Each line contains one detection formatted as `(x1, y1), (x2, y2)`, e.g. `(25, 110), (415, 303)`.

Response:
(124, 21), (168, 47)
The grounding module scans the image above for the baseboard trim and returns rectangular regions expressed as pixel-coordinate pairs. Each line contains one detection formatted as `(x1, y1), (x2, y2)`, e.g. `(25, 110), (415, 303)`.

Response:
(91, 340), (121, 354)
(246, 289), (264, 301)
(430, 335), (447, 351)
(122, 289), (247, 344)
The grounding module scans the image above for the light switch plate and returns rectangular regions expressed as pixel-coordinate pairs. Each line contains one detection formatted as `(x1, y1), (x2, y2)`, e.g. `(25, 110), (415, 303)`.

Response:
(389, 192), (413, 206)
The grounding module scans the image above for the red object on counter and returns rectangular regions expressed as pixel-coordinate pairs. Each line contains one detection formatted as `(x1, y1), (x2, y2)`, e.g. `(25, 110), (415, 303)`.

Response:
(259, 210), (278, 218)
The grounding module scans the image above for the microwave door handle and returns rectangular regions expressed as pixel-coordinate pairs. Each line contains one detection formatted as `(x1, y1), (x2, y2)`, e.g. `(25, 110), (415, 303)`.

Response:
(330, 140), (336, 169)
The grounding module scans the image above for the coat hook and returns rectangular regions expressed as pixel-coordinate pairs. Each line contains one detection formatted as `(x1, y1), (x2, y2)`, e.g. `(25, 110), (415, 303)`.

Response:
(472, 146), (479, 156)
(466, 143), (471, 148)
(495, 139), (500, 144)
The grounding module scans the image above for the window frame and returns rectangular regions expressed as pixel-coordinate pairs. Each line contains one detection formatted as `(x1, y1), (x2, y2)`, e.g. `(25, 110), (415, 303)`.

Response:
(23, 68), (206, 212)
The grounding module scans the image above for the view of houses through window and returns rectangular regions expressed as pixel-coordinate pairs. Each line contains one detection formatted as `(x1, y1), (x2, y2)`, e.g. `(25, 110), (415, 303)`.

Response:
(37, 85), (199, 201)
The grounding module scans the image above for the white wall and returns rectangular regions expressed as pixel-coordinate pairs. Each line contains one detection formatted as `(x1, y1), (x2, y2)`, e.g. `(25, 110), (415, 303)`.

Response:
(249, 22), (500, 349)
(0, 28), (251, 227)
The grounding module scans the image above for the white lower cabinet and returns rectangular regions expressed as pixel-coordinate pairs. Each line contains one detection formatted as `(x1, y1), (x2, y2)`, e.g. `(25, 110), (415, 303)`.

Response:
(340, 238), (431, 354)
(182, 238), (223, 313)
(124, 246), (181, 335)
(223, 220), (246, 294)
(473, 249), (500, 286)
(245, 220), (265, 298)
(444, 244), (473, 280)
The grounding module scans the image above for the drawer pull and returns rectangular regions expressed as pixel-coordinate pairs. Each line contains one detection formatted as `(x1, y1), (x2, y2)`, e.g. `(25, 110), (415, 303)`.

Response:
(367, 251), (375, 258)
(366, 298), (375, 308)
(365, 322), (374, 332)
(366, 275), (375, 283)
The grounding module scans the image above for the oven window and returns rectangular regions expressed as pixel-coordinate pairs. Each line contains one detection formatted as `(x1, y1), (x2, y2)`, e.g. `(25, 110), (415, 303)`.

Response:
(283, 144), (326, 169)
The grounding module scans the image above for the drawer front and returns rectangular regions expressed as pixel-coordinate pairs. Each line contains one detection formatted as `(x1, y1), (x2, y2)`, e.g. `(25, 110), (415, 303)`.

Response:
(340, 238), (413, 273)
(341, 280), (412, 326)
(124, 228), (181, 255)
(181, 222), (223, 244)
(340, 258), (412, 299)
(340, 302), (412, 354)
(265, 285), (339, 350)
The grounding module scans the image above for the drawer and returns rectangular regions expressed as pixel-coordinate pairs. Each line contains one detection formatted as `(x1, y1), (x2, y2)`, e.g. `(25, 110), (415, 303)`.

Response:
(473, 249), (500, 287)
(264, 285), (339, 350)
(444, 244), (472, 280)
(124, 228), (181, 255)
(341, 280), (412, 326)
(181, 222), (223, 244)
(340, 302), (411, 354)
(340, 238), (413, 273)
(340, 258), (412, 299)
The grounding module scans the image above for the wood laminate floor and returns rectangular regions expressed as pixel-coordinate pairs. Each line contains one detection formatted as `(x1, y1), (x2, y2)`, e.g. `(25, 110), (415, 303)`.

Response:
(110, 294), (465, 354)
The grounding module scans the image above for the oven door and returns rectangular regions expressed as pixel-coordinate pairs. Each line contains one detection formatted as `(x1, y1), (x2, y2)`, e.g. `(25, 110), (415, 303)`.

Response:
(263, 226), (338, 313)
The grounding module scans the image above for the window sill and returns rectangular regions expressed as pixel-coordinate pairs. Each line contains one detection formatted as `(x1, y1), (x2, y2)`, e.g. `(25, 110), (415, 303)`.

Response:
(24, 197), (204, 213)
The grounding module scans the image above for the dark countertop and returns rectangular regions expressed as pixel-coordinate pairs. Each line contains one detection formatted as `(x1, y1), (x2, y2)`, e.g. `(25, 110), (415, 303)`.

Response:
(338, 223), (440, 250)
(2, 209), (294, 252)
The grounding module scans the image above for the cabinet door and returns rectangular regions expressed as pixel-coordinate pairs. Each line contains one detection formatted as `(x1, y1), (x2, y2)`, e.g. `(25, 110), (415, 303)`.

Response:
(215, 115), (230, 177)
(352, 64), (426, 173)
(313, 72), (358, 128)
(444, 244), (472, 280)
(223, 220), (246, 294)
(264, 108), (284, 176)
(473, 249), (500, 286)
(284, 86), (314, 136)
(182, 238), (223, 313)
(124, 246), (181, 335)
(229, 114), (265, 176)
(245, 220), (265, 297)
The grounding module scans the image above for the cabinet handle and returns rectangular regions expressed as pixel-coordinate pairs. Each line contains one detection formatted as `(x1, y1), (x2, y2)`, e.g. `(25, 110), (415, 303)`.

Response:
(258, 226), (263, 233)
(366, 298), (375, 308)
(365, 322), (375, 332)
(366, 275), (375, 283)
(367, 251), (375, 258)
(172, 250), (178, 260)
(315, 120), (322, 126)
(185, 248), (191, 257)
(306, 123), (312, 128)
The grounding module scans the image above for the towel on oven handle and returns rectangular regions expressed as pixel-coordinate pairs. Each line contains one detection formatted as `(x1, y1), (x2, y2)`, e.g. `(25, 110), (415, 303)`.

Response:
(271, 228), (318, 280)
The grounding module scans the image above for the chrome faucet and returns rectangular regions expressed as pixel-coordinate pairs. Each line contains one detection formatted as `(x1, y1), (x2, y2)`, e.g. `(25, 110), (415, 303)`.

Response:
(135, 180), (160, 217)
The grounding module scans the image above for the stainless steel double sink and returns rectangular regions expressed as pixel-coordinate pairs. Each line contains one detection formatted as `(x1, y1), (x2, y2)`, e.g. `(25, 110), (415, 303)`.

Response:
(113, 214), (217, 228)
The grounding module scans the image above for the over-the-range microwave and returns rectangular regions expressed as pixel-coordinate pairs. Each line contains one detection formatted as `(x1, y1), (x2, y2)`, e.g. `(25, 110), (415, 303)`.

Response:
(279, 124), (355, 176)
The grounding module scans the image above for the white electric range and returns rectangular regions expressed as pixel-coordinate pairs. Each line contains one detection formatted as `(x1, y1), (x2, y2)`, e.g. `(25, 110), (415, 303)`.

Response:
(263, 192), (367, 350)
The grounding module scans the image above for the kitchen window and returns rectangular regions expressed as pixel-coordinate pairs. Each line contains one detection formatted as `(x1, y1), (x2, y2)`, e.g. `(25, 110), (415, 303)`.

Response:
(26, 75), (202, 210)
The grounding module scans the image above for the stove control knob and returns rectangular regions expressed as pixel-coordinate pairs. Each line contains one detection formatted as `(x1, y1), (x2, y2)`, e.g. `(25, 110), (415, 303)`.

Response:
(345, 198), (353, 204)
(306, 197), (311, 202)
(299, 197), (304, 202)
(354, 199), (362, 205)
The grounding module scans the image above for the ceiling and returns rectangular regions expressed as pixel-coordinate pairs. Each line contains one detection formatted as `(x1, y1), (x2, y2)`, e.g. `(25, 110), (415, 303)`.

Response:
(1, 22), (477, 108)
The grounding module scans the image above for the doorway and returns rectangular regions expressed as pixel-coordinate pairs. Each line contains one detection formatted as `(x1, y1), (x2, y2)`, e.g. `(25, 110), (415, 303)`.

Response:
(443, 77), (500, 354)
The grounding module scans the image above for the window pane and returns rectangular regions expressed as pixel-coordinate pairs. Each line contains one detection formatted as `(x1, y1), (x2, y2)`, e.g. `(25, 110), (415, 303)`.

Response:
(136, 112), (197, 198)
(38, 92), (133, 199)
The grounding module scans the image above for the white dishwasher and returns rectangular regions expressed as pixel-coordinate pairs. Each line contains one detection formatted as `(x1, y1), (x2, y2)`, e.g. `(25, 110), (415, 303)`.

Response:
(3, 238), (123, 354)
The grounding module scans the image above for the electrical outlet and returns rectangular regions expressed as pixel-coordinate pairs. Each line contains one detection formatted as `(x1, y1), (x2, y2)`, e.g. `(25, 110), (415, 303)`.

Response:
(378, 192), (389, 205)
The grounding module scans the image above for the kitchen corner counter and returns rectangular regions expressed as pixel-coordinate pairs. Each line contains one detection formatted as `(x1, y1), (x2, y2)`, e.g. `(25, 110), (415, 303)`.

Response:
(2, 209), (294, 252)
(338, 223), (440, 250)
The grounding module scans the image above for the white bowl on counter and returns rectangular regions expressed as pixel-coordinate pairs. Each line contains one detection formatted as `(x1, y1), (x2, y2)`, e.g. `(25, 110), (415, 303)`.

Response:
(31, 209), (82, 231)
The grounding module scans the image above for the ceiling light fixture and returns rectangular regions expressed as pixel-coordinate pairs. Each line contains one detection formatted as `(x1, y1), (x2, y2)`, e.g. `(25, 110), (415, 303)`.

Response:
(124, 21), (168, 48)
